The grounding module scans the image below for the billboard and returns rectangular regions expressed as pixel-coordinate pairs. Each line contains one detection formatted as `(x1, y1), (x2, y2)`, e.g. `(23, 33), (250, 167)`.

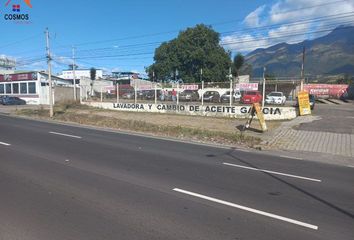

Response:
(0, 56), (16, 68)
(0, 72), (37, 82)
(304, 84), (348, 99)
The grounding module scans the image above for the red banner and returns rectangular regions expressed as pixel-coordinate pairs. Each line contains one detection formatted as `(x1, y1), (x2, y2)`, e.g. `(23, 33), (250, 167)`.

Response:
(181, 84), (199, 90)
(0, 72), (37, 82)
(304, 84), (348, 99)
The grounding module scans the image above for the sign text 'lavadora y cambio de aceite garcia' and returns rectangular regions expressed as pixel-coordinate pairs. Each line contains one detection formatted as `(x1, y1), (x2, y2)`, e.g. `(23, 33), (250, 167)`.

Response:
(113, 103), (282, 115)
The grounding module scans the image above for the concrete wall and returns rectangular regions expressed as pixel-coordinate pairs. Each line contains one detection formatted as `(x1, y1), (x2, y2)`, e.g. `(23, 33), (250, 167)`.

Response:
(83, 102), (297, 120)
(54, 86), (80, 103)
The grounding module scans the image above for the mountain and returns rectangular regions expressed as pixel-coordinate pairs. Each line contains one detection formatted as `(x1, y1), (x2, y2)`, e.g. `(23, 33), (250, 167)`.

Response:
(245, 26), (354, 77)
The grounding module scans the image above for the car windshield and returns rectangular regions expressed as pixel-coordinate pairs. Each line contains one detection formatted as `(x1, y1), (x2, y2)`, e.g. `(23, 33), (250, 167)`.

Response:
(245, 92), (257, 95)
(269, 92), (282, 97)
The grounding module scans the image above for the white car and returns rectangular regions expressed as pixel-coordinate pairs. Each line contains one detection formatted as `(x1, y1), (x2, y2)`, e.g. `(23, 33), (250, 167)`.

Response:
(265, 91), (286, 105)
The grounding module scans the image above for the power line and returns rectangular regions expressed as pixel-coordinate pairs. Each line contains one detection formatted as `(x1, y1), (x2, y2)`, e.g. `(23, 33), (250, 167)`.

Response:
(221, 23), (354, 46)
(51, 0), (350, 49)
(52, 11), (354, 58)
(0, 33), (42, 50)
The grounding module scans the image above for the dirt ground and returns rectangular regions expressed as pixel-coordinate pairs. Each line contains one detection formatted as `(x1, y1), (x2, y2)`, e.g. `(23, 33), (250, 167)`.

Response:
(1, 104), (282, 139)
(71, 107), (281, 137)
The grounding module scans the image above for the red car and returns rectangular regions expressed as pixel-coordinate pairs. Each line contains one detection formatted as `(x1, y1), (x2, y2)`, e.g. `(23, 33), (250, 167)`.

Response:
(241, 91), (262, 104)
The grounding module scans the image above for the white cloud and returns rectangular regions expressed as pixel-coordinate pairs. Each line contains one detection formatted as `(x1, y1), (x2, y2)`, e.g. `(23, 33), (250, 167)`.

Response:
(221, 34), (272, 52)
(222, 0), (354, 53)
(269, 0), (354, 24)
(244, 5), (266, 27)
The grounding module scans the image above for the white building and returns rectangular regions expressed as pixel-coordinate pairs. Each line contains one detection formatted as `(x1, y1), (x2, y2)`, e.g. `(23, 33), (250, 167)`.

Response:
(0, 71), (74, 105)
(60, 69), (103, 81)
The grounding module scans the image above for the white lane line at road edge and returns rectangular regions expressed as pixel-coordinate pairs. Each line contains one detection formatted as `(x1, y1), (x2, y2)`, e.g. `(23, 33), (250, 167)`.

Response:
(173, 188), (318, 230)
(0, 141), (11, 146)
(49, 132), (82, 139)
(280, 155), (304, 160)
(347, 165), (354, 168)
(223, 162), (322, 182)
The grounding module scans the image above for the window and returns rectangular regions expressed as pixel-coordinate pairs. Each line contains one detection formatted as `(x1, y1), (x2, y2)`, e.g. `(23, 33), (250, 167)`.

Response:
(28, 82), (36, 94)
(6, 84), (11, 94)
(0, 84), (4, 94)
(20, 82), (27, 94)
(13, 83), (19, 94)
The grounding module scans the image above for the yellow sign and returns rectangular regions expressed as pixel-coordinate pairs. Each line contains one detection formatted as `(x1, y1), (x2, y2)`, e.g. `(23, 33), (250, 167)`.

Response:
(298, 91), (311, 116)
(253, 103), (267, 132)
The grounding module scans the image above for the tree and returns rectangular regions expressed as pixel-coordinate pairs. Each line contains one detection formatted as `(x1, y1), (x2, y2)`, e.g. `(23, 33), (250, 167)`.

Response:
(232, 53), (245, 77)
(147, 24), (231, 83)
(90, 67), (96, 81)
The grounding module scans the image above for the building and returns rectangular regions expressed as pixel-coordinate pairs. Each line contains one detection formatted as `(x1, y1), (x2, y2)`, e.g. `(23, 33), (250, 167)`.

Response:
(60, 69), (104, 81)
(0, 71), (74, 105)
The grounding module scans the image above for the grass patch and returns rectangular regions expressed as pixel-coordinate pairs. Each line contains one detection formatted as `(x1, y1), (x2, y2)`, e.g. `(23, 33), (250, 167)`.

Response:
(15, 102), (260, 147)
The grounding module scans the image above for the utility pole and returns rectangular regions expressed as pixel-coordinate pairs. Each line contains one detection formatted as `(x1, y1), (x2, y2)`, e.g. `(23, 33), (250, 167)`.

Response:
(262, 67), (266, 108)
(229, 67), (232, 105)
(45, 28), (54, 118)
(72, 46), (77, 101)
(301, 46), (306, 91)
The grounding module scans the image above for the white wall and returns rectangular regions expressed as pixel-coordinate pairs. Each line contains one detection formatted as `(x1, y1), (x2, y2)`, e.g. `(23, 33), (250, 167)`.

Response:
(60, 69), (103, 80)
(84, 102), (298, 120)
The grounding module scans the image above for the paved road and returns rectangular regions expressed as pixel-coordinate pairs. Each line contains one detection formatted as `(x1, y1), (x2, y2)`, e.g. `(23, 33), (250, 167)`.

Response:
(297, 103), (354, 134)
(0, 115), (353, 240)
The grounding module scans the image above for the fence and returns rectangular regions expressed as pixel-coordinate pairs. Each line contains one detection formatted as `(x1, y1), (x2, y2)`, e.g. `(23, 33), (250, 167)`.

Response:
(80, 80), (301, 106)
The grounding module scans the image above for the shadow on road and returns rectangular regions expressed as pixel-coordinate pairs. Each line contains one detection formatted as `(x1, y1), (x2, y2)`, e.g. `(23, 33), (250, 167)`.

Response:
(222, 148), (354, 220)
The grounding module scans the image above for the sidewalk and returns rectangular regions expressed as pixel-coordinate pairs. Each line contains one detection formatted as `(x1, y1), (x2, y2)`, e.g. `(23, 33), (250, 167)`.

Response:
(261, 105), (354, 160)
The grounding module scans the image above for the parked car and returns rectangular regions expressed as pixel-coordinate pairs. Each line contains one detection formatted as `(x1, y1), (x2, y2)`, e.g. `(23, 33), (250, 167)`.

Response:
(143, 90), (160, 100)
(220, 90), (241, 103)
(2, 96), (26, 105)
(203, 91), (220, 103)
(179, 90), (199, 101)
(294, 94), (316, 110)
(122, 92), (134, 99)
(265, 91), (286, 105)
(0, 95), (7, 104)
(240, 91), (262, 104)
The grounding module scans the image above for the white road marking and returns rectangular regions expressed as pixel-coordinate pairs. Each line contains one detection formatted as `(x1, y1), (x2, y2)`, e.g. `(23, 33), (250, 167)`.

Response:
(348, 165), (354, 168)
(173, 188), (318, 230)
(280, 155), (303, 160)
(237, 149), (251, 153)
(49, 132), (82, 139)
(0, 141), (11, 146)
(223, 162), (321, 182)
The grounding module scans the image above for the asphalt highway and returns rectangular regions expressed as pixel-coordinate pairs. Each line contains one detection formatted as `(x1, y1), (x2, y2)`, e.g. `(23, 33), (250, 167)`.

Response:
(0, 114), (353, 240)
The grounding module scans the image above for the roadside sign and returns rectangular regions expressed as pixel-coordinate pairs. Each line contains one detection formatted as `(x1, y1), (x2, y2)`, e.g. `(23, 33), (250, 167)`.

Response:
(243, 103), (267, 132)
(253, 103), (267, 132)
(181, 84), (198, 90)
(235, 83), (258, 91)
(298, 91), (311, 116)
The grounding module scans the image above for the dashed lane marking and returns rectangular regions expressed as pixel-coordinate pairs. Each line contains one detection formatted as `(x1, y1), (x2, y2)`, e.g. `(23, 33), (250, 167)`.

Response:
(49, 132), (82, 139)
(223, 162), (322, 182)
(173, 188), (318, 230)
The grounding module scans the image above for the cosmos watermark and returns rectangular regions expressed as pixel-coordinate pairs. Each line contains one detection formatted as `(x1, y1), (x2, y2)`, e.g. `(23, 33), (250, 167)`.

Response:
(2, 0), (32, 24)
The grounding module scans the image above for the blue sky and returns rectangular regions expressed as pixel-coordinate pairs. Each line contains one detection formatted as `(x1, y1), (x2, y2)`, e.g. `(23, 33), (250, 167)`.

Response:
(1, 0), (354, 75)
